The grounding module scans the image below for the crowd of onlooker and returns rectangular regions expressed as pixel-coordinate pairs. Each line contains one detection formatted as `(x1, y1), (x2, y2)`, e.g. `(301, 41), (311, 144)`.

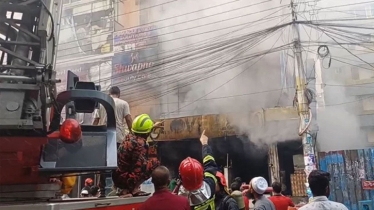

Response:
(156, 169), (348, 210)
(80, 169), (348, 210)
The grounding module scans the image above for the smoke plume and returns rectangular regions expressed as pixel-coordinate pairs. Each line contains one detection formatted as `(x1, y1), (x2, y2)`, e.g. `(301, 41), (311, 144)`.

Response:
(143, 0), (300, 145)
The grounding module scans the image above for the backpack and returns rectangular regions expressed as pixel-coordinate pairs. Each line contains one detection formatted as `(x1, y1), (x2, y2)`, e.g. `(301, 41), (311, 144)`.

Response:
(222, 195), (244, 210)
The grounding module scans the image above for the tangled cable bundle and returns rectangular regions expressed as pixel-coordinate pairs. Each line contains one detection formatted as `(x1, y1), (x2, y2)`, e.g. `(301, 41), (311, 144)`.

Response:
(317, 45), (331, 68)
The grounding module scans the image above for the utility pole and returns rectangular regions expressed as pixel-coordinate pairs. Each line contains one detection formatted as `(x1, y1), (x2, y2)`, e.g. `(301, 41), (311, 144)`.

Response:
(290, 0), (316, 191)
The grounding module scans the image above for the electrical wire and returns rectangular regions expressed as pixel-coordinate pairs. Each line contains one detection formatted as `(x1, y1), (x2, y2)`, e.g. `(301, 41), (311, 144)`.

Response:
(39, 0), (54, 42)
(59, 0), (269, 31)
(130, 30), (291, 106)
(317, 45), (331, 68)
(304, 23), (374, 69)
(302, 47), (374, 72)
(53, 15), (290, 106)
(56, 10), (287, 67)
(135, 81), (374, 107)
(110, 24), (287, 86)
(57, 2), (374, 108)
(59, 14), (374, 89)
(308, 1), (374, 10)
(53, 12), (292, 106)
(58, 15), (290, 61)
(56, 12), (291, 94)
(161, 19), (289, 115)
(116, 24), (292, 104)
(57, 4), (288, 57)
(60, 0), (178, 18)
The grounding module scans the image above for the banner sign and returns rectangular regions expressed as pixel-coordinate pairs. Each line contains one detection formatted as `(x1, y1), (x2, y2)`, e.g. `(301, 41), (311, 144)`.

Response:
(111, 48), (157, 85)
(55, 64), (89, 93)
(113, 25), (158, 53)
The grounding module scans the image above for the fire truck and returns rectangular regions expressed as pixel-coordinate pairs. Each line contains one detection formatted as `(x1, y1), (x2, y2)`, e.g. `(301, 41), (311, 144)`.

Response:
(0, 0), (147, 209)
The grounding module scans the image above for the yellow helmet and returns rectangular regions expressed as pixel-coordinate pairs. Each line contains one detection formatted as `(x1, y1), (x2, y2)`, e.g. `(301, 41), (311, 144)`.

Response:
(132, 114), (154, 134)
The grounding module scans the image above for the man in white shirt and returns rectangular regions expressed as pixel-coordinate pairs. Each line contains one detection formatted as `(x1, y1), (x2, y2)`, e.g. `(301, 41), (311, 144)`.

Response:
(93, 86), (132, 146)
(299, 170), (348, 210)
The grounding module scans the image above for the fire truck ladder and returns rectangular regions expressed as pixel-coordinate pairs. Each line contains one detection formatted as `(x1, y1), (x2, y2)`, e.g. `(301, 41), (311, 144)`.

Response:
(0, 0), (62, 133)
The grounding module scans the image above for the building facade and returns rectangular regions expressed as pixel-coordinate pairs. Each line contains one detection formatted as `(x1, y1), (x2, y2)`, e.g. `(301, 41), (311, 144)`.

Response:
(55, 0), (141, 123)
(309, 0), (374, 151)
(305, 1), (374, 209)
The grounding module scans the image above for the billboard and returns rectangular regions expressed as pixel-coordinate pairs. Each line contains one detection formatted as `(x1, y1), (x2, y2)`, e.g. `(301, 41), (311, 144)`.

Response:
(113, 25), (158, 53)
(111, 48), (158, 85)
(55, 64), (89, 93)
(55, 61), (112, 93)
(57, 5), (113, 61)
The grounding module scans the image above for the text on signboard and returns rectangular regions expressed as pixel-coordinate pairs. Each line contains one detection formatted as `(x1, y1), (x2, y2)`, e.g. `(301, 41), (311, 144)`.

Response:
(113, 62), (154, 74)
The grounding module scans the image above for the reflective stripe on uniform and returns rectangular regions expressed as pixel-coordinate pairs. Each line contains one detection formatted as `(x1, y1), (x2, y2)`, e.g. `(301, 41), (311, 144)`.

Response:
(203, 155), (214, 164)
(194, 198), (215, 210)
(193, 172), (217, 210)
(204, 172), (217, 183)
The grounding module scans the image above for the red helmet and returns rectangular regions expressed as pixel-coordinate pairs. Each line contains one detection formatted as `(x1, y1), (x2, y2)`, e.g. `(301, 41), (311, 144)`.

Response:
(216, 171), (227, 187)
(179, 157), (204, 191)
(85, 178), (93, 186)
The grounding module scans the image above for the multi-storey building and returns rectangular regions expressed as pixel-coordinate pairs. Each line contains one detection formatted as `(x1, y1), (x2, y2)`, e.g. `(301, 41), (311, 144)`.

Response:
(133, 0), (310, 193)
(307, 0), (374, 150)
(109, 0), (160, 117)
(56, 0), (116, 91)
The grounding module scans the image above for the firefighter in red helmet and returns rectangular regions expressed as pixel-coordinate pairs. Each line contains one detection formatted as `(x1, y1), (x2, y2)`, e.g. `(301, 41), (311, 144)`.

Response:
(178, 130), (239, 210)
(215, 171), (240, 210)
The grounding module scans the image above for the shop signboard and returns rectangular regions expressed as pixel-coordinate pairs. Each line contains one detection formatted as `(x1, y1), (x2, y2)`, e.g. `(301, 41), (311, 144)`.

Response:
(154, 114), (236, 141)
(111, 48), (157, 86)
(113, 25), (158, 53)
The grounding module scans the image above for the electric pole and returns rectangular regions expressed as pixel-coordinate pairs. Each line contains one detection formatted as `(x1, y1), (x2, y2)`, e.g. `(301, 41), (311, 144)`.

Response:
(290, 0), (316, 185)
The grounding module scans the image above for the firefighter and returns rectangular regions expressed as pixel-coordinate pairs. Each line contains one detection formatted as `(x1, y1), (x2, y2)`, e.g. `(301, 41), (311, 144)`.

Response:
(80, 178), (93, 196)
(178, 130), (239, 210)
(215, 171), (240, 210)
(111, 114), (162, 197)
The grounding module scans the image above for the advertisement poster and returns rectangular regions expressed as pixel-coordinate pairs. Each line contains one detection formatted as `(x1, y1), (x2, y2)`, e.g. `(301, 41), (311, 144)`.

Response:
(55, 63), (89, 93)
(56, 60), (112, 93)
(111, 48), (158, 86)
(304, 154), (316, 167)
(113, 25), (158, 53)
(57, 5), (113, 61)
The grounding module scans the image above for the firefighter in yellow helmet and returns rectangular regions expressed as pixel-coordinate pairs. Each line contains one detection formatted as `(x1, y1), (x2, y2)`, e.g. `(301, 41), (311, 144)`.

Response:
(112, 114), (162, 198)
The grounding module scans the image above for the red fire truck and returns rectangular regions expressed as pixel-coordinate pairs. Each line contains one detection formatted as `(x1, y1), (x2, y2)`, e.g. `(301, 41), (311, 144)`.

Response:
(0, 0), (149, 209)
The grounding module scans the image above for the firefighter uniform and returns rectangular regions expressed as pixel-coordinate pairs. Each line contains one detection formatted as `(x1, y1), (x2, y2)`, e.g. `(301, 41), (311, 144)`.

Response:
(178, 144), (218, 210)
